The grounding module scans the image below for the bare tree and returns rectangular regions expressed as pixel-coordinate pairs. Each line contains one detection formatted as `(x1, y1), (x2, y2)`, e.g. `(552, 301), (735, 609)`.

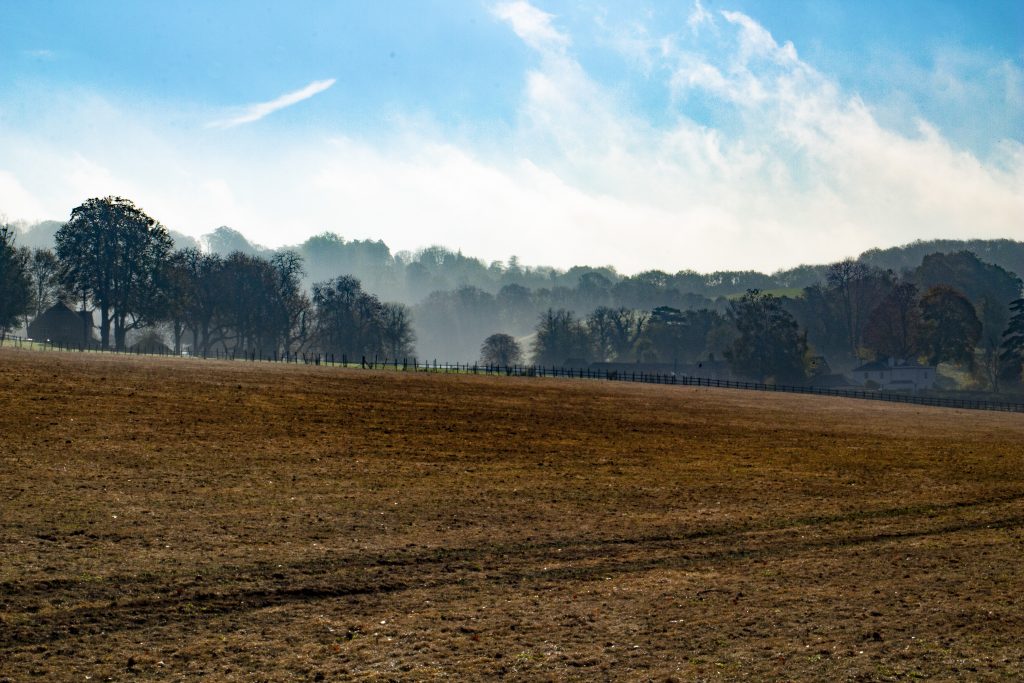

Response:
(379, 302), (416, 358)
(27, 248), (65, 321)
(313, 275), (387, 357)
(826, 260), (891, 356)
(532, 309), (590, 366)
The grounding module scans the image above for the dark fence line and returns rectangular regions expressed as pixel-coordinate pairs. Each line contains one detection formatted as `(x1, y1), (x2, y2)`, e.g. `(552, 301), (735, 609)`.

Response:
(3, 334), (1023, 414)
(397, 361), (1024, 414)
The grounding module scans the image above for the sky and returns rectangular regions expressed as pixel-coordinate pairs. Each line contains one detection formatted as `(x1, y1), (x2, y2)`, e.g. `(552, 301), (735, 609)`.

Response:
(1, 0), (1021, 274)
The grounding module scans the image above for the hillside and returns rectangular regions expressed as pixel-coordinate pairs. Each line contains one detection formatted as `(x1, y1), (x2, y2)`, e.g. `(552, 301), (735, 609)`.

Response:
(2, 349), (1022, 680)
(14, 219), (1022, 301)
(859, 239), (1024, 282)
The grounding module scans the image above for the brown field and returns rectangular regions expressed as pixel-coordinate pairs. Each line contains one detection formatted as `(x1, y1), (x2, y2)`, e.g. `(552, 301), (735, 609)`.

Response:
(1, 349), (1023, 682)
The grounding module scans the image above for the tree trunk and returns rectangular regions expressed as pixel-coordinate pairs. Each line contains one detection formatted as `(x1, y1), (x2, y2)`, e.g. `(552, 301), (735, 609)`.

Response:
(173, 320), (184, 355)
(100, 303), (110, 350)
(200, 321), (212, 357)
(80, 293), (90, 349)
(114, 315), (126, 351)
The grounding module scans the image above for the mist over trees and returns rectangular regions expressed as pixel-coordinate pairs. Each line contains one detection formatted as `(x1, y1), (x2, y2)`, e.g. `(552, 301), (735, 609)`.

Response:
(9, 198), (414, 361)
(5, 204), (1024, 391)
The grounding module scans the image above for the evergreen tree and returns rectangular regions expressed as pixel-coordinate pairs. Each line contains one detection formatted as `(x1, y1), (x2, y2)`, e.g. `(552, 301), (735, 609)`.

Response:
(1000, 298), (1024, 385)
(0, 225), (31, 338)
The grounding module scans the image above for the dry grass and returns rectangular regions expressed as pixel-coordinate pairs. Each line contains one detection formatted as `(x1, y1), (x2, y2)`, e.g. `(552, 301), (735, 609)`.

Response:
(1, 348), (1023, 681)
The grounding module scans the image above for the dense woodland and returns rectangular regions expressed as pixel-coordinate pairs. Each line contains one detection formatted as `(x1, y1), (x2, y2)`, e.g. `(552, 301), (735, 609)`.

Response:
(2, 197), (1023, 391)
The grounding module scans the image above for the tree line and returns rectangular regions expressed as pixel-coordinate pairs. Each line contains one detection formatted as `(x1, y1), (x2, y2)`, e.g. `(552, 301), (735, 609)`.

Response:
(16, 217), (1024, 312)
(3, 196), (1023, 390)
(1, 197), (414, 360)
(517, 255), (1024, 390)
(12, 213), (1024, 364)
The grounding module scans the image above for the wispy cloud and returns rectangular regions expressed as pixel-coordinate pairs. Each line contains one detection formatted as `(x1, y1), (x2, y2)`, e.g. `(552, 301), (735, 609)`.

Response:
(687, 0), (712, 33)
(207, 78), (335, 129)
(492, 1), (568, 53)
(23, 49), (56, 60)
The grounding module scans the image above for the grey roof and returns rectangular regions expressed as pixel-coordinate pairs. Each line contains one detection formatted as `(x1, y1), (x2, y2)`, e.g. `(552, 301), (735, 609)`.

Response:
(853, 359), (933, 372)
(852, 360), (889, 372)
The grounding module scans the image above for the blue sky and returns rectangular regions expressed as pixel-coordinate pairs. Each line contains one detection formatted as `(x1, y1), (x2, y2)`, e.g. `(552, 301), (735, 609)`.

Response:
(1, 1), (1021, 272)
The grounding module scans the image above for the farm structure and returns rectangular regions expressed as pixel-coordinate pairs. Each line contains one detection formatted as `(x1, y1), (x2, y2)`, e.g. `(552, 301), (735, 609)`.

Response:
(25, 302), (96, 348)
(853, 357), (936, 391)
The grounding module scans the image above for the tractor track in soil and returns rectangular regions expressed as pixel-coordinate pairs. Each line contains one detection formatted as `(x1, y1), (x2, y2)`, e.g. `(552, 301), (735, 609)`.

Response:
(4, 494), (1022, 650)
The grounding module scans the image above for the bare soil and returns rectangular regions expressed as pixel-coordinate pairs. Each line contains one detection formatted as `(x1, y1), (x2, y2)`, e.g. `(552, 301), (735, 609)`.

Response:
(1, 348), (1023, 681)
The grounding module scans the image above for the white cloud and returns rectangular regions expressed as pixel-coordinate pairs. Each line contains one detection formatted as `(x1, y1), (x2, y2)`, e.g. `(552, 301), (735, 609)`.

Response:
(0, 9), (1020, 275)
(492, 1), (569, 53)
(721, 10), (798, 64)
(687, 0), (712, 33)
(207, 79), (336, 129)
(0, 170), (48, 221)
(495, 7), (1023, 269)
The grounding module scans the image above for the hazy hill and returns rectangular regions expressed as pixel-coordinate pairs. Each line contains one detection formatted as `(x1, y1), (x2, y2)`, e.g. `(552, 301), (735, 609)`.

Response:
(12, 219), (1022, 302)
(14, 219), (199, 252)
(859, 239), (1024, 281)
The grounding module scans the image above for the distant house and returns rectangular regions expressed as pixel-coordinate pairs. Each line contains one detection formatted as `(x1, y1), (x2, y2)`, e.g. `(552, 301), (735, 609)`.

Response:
(27, 303), (96, 348)
(852, 358), (936, 391)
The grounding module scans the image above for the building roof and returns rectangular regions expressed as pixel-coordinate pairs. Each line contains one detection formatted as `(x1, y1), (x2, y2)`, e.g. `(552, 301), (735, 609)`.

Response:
(853, 359), (934, 372)
(852, 360), (889, 372)
(27, 303), (96, 344)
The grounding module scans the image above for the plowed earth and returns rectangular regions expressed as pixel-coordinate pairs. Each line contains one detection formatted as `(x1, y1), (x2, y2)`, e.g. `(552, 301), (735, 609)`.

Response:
(1, 349), (1023, 681)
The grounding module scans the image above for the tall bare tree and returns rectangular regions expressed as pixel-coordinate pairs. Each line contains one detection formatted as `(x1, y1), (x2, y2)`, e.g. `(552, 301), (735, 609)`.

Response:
(378, 302), (416, 359)
(826, 260), (891, 356)
(27, 248), (65, 321)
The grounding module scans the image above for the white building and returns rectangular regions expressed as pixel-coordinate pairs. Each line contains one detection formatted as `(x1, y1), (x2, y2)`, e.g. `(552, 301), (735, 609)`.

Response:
(852, 358), (936, 391)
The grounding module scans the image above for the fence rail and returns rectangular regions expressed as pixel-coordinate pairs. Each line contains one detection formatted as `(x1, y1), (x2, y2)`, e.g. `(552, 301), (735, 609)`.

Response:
(3, 334), (1023, 414)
